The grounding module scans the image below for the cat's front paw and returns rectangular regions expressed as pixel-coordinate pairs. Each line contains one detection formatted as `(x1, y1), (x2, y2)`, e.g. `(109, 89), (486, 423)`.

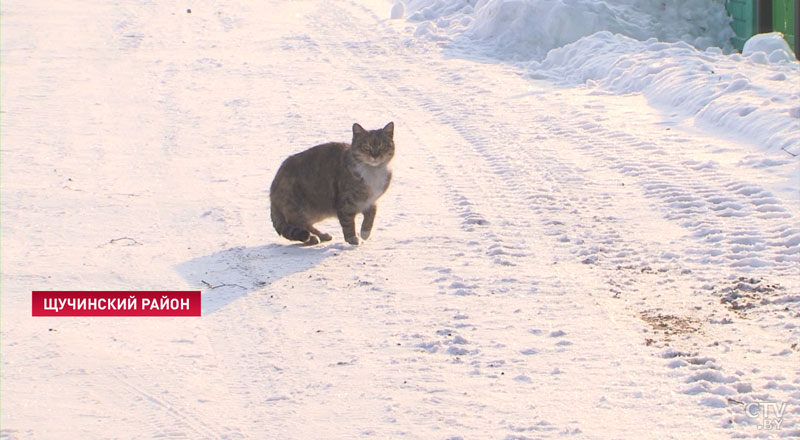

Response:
(360, 229), (371, 240)
(345, 236), (361, 246)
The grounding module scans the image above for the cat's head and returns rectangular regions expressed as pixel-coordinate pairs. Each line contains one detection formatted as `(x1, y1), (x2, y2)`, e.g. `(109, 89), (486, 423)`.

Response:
(351, 122), (395, 166)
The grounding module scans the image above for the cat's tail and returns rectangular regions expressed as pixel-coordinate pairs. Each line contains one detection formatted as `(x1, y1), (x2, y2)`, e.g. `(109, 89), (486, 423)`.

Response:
(270, 205), (311, 242)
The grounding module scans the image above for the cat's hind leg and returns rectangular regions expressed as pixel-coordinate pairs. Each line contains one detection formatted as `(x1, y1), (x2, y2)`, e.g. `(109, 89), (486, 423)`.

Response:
(307, 226), (332, 242)
(284, 226), (311, 243)
(303, 235), (321, 246)
(272, 205), (312, 242)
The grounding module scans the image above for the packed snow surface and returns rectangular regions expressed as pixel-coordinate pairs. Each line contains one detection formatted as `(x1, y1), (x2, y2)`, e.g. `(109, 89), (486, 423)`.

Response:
(2, 0), (799, 439)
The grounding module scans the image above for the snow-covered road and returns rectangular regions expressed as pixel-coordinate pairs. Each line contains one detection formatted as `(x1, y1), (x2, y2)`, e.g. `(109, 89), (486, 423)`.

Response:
(2, 1), (798, 439)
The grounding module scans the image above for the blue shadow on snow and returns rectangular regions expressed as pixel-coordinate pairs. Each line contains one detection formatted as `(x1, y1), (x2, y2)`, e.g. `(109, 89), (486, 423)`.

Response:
(174, 242), (345, 315)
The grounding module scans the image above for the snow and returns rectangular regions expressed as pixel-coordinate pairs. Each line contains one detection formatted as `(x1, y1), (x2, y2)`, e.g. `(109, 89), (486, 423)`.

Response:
(391, 0), (406, 19)
(2, 0), (799, 439)
(407, 0), (800, 162)
(406, 0), (800, 197)
(743, 32), (797, 63)
(406, 0), (737, 58)
(528, 32), (800, 156)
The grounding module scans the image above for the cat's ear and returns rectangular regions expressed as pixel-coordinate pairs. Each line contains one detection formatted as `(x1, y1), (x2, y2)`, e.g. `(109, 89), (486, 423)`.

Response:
(383, 121), (394, 138)
(353, 123), (366, 136)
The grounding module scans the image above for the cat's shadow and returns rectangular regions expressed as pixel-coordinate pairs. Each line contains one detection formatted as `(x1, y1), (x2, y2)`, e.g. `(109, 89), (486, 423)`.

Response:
(175, 242), (349, 315)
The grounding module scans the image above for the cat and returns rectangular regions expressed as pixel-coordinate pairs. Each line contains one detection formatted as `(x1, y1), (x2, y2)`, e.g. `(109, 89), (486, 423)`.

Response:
(270, 122), (395, 245)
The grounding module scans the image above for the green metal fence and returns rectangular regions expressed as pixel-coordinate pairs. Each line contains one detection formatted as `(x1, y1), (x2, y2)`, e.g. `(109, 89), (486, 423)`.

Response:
(726, 0), (799, 57)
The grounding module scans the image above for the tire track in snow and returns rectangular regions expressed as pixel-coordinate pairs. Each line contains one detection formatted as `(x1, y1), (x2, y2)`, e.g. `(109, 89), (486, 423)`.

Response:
(305, 4), (606, 437)
(324, 3), (800, 436)
(306, 2), (756, 438)
(563, 109), (799, 273)
(536, 101), (800, 433)
(108, 370), (238, 440)
(316, 2), (542, 297)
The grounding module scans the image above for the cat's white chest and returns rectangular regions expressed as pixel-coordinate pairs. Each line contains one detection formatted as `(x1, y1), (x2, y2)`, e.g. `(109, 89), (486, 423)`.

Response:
(355, 163), (390, 208)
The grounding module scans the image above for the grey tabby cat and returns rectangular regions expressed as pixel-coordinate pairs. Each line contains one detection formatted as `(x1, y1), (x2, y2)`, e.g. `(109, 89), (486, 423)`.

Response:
(270, 122), (395, 245)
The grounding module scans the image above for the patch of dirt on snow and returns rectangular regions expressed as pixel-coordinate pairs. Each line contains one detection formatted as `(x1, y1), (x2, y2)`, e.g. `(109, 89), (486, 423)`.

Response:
(717, 277), (786, 318)
(640, 311), (702, 343)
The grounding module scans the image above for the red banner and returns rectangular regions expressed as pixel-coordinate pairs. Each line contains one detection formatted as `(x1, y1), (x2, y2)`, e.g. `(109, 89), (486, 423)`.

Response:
(32, 291), (201, 317)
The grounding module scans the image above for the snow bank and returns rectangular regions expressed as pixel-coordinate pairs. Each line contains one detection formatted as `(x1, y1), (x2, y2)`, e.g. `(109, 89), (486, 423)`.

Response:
(405, 0), (735, 60)
(742, 32), (797, 63)
(528, 32), (800, 154)
(399, 1), (799, 155)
